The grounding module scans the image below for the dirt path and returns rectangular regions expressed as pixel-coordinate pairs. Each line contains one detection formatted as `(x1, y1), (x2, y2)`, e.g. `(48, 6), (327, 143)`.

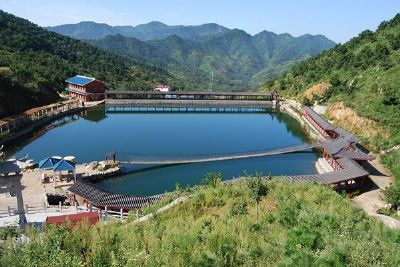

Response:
(352, 156), (400, 228)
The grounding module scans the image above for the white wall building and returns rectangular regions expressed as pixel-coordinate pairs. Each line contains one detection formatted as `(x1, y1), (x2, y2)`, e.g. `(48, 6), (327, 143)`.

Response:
(154, 85), (170, 92)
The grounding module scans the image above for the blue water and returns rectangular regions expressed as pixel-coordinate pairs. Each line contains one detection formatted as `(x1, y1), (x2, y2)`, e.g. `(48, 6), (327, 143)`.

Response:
(10, 107), (318, 196)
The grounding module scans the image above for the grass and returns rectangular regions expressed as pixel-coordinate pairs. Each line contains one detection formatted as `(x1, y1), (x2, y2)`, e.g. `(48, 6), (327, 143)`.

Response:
(1, 180), (400, 266)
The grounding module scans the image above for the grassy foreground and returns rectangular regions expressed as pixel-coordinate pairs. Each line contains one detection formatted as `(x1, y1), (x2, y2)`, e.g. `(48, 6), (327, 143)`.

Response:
(1, 179), (400, 266)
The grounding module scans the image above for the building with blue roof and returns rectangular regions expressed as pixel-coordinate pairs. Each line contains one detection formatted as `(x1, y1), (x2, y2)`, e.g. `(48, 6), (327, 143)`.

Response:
(65, 75), (105, 102)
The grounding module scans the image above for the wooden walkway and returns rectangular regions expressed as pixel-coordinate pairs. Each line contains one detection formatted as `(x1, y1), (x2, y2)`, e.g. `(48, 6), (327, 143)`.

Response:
(106, 99), (276, 108)
(118, 143), (316, 165)
(106, 90), (279, 101)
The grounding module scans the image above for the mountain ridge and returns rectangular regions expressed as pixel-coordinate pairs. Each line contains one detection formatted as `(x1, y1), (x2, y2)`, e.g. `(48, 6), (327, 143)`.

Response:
(47, 21), (231, 41)
(84, 26), (335, 90)
(47, 20), (335, 42)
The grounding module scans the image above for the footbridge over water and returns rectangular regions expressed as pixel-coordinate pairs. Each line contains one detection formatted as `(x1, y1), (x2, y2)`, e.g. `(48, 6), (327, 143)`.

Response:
(105, 90), (280, 107)
(117, 143), (317, 165)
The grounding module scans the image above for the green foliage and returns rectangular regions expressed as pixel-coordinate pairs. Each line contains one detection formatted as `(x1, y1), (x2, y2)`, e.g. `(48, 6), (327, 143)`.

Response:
(381, 150), (400, 210)
(201, 172), (222, 188)
(0, 10), (176, 118)
(264, 13), (400, 150)
(2, 181), (400, 266)
(0, 226), (18, 240)
(247, 175), (267, 204)
(86, 28), (335, 91)
(382, 185), (400, 209)
(264, 13), (400, 205)
(285, 222), (325, 254)
(277, 195), (302, 228)
(229, 198), (248, 216)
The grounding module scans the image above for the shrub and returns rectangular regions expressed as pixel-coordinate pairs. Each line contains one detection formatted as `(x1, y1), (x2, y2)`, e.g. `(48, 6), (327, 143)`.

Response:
(0, 226), (19, 240)
(264, 213), (276, 224)
(284, 222), (325, 254)
(229, 198), (248, 216)
(382, 185), (400, 210)
(201, 172), (222, 188)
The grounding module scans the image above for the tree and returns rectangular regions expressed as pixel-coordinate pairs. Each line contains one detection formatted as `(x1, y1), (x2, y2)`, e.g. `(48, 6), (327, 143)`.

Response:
(382, 185), (400, 209)
(247, 175), (267, 223)
(201, 172), (222, 188)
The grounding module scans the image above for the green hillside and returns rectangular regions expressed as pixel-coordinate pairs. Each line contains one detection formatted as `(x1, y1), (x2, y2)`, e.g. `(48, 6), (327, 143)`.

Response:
(263, 14), (400, 212)
(0, 11), (175, 118)
(264, 14), (400, 149)
(88, 29), (335, 90)
(1, 179), (400, 266)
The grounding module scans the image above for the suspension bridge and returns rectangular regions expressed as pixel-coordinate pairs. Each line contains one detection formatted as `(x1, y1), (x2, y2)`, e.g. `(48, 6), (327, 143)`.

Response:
(117, 143), (317, 165)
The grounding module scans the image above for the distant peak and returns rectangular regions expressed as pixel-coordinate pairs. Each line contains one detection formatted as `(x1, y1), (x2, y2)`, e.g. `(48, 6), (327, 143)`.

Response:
(78, 21), (105, 25)
(254, 30), (278, 37)
(146, 21), (167, 26)
(278, 33), (294, 38)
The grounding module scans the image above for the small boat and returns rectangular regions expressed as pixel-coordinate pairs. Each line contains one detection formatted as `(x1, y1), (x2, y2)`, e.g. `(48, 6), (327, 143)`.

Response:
(52, 156), (62, 160)
(17, 154), (29, 162)
(0, 145), (4, 150)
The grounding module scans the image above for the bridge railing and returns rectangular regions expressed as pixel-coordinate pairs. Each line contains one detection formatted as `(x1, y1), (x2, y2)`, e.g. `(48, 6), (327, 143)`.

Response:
(105, 90), (278, 101)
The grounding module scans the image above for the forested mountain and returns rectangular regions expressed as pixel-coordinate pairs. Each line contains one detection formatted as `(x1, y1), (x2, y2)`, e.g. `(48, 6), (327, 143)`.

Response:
(0, 11), (175, 118)
(47, 21), (230, 41)
(86, 28), (335, 90)
(264, 13), (400, 149)
(264, 14), (400, 209)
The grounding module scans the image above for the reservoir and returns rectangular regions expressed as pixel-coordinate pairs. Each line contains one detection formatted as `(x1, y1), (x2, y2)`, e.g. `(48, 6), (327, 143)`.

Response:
(10, 106), (318, 196)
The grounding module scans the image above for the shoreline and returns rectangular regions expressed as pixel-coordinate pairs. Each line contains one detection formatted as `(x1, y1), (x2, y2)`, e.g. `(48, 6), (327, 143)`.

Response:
(2, 99), (398, 228)
(279, 99), (400, 228)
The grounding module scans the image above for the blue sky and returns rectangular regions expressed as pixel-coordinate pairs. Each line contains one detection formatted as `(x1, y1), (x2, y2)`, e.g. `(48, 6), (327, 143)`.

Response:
(0, 0), (399, 43)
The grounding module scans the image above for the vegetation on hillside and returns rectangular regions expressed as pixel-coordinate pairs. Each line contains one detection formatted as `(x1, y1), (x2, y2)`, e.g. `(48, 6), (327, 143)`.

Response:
(263, 14), (400, 212)
(263, 14), (400, 149)
(0, 10), (176, 118)
(1, 179), (400, 266)
(51, 21), (335, 91)
(88, 30), (334, 91)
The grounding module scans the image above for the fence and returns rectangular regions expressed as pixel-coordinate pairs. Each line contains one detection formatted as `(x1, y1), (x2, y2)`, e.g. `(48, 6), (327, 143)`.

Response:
(0, 202), (134, 222)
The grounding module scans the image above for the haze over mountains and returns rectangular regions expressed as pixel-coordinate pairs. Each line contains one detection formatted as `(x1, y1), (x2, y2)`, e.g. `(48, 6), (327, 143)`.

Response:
(48, 21), (336, 90)
(47, 21), (231, 41)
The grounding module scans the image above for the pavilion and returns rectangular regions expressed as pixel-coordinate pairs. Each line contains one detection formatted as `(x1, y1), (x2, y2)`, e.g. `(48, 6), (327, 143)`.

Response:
(0, 160), (26, 227)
